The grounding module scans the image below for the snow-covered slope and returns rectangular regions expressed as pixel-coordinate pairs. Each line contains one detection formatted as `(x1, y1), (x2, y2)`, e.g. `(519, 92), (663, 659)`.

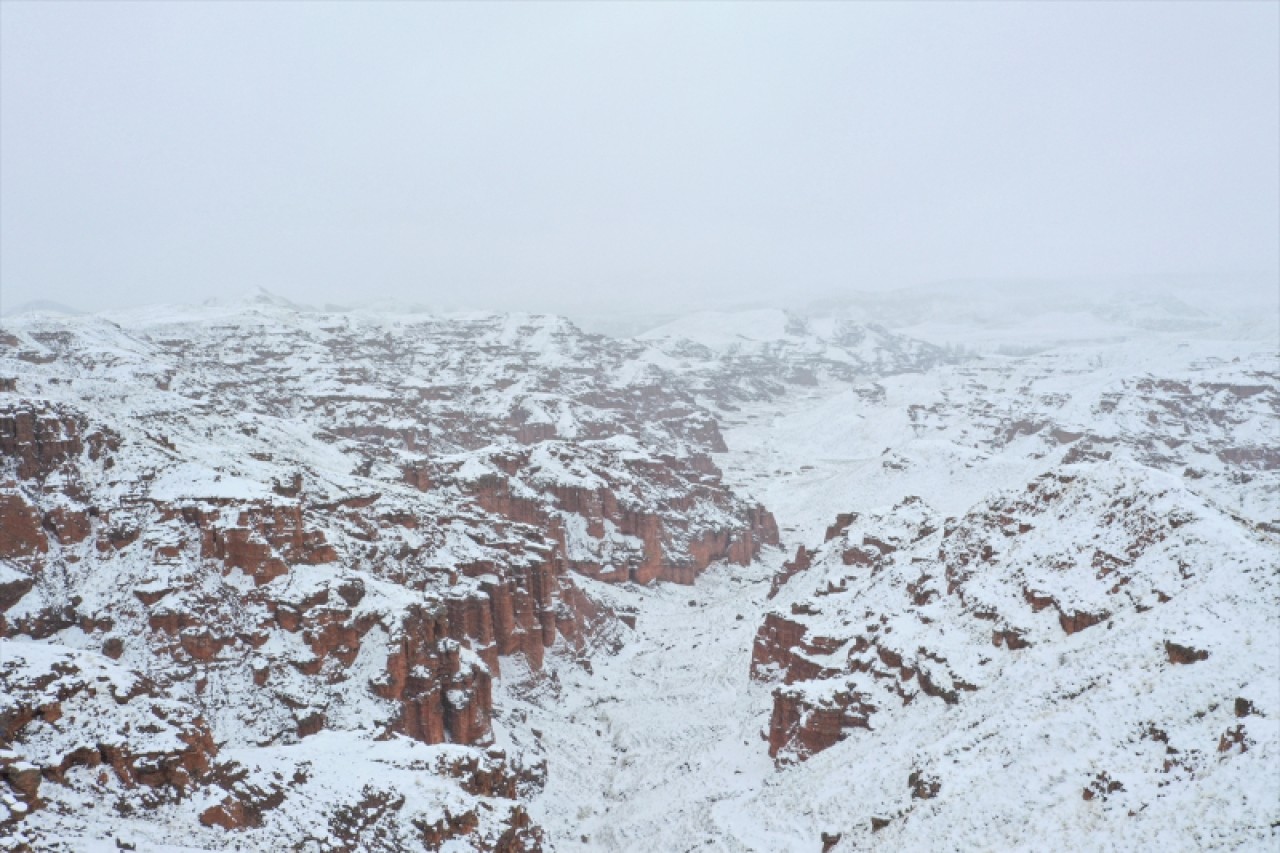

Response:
(752, 462), (1275, 847)
(637, 308), (949, 406)
(1, 303), (816, 850)
(1, 298), (1275, 851)
(483, 323), (1278, 852)
(804, 276), (1277, 352)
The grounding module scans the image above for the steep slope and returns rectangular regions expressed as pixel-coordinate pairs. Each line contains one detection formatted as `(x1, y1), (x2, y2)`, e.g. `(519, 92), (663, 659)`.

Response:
(756, 461), (1275, 764)
(0, 304), (840, 850)
(2, 301), (1274, 851)
(489, 332), (1278, 852)
(734, 337), (1279, 849)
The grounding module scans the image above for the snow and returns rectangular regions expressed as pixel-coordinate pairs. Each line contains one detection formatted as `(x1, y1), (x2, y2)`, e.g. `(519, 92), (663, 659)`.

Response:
(637, 309), (794, 349)
(496, 557), (786, 852)
(2, 292), (1275, 851)
(148, 463), (275, 501)
(491, 322), (1277, 851)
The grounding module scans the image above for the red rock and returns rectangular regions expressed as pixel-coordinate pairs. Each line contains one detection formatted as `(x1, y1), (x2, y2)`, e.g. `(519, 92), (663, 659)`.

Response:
(41, 506), (91, 544)
(166, 501), (337, 585)
(296, 712), (326, 738)
(402, 463), (433, 491)
(909, 769), (941, 799)
(0, 404), (97, 480)
(992, 628), (1031, 650)
(133, 587), (172, 606)
(0, 571), (33, 613)
(467, 455), (777, 589)
(767, 686), (873, 761)
(1217, 724), (1247, 753)
(1058, 608), (1108, 635)
(180, 630), (229, 662)
(302, 612), (363, 667)
(6, 764), (41, 801)
(1023, 587), (1056, 613)
(751, 612), (807, 679)
(147, 610), (195, 635)
(769, 545), (812, 599)
(199, 782), (286, 831)
(0, 489), (48, 559)
(374, 605), (498, 745)
(418, 809), (482, 848)
(1164, 640), (1209, 664)
(824, 513), (856, 542)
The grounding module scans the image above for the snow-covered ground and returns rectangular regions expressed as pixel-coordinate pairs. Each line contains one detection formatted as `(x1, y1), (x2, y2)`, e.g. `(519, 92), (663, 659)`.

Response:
(3, 292), (1275, 851)
(496, 556), (795, 853)
(495, 323), (1278, 852)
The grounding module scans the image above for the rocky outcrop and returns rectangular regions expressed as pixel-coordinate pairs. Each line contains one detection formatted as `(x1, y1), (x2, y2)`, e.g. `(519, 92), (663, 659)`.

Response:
(1164, 640), (1210, 665)
(1, 753), (43, 828)
(194, 745), (545, 849)
(377, 606), (494, 745)
(767, 686), (874, 761)
(768, 545), (812, 599)
(750, 612), (809, 679)
(0, 403), (92, 481)
(0, 488), (47, 560)
(460, 446), (778, 587)
(0, 309), (804, 848)
(753, 462), (1265, 763)
(0, 645), (217, 808)
(163, 501), (338, 586)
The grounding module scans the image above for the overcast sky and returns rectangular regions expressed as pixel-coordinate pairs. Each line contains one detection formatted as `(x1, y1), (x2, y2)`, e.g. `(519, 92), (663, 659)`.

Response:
(1, 1), (1277, 314)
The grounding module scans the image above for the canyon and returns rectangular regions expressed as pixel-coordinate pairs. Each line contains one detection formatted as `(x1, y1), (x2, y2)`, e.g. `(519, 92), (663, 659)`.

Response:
(1, 286), (1276, 851)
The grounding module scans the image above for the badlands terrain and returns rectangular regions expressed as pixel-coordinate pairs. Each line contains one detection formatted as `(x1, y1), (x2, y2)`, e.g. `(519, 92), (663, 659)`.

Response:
(0, 283), (1276, 852)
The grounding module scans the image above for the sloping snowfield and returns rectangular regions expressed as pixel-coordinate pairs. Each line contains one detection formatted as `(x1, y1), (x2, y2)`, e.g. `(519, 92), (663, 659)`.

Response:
(497, 326), (1278, 852)
(497, 558), (786, 852)
(2, 294), (1275, 851)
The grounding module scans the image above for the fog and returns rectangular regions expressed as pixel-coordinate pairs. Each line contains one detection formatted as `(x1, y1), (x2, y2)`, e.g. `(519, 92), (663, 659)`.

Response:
(1, 1), (1277, 316)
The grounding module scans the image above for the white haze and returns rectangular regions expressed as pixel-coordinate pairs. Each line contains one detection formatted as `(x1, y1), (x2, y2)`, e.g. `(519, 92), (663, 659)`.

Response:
(1, 2), (1277, 317)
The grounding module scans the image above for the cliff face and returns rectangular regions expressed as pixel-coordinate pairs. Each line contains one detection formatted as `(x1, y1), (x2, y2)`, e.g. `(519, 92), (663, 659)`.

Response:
(0, 306), (803, 849)
(0, 402), (118, 481)
(753, 464), (1276, 767)
(458, 443), (778, 586)
(2, 299), (1276, 851)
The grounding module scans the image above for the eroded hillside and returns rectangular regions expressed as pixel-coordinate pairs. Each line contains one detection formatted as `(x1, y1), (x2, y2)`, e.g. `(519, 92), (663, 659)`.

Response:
(1, 300), (1275, 852)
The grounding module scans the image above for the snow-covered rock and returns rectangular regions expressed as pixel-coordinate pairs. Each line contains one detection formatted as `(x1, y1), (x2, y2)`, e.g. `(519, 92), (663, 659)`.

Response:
(1, 296), (1274, 851)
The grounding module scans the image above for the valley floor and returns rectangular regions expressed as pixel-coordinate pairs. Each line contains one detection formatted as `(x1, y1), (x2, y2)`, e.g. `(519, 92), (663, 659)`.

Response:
(497, 339), (1279, 852)
(498, 555), (793, 853)
(495, 385), (917, 853)
(5, 309), (1274, 852)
